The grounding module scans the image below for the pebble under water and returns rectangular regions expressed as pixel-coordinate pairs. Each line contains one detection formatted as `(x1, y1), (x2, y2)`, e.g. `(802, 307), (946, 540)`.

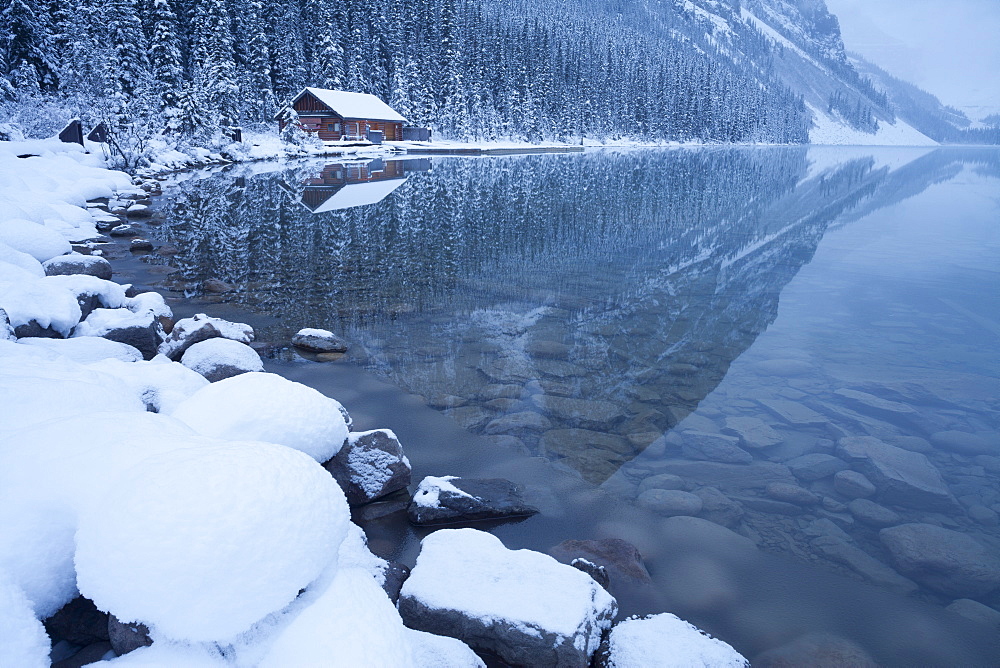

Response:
(126, 146), (1000, 665)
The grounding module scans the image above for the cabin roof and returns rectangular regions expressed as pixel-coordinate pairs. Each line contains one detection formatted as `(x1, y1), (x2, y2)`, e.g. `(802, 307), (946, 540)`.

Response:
(295, 88), (407, 122)
(308, 178), (408, 212)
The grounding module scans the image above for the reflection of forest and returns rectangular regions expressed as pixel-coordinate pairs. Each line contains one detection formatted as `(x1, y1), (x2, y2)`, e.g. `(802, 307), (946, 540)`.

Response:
(160, 148), (989, 482)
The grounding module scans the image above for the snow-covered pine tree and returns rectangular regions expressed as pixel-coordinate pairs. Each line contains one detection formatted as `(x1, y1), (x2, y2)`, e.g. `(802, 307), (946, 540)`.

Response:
(149, 0), (183, 109)
(191, 0), (238, 124)
(1, 0), (59, 89)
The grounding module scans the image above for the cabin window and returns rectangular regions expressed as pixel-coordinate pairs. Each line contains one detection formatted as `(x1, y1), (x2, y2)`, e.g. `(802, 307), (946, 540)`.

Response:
(334, 122), (341, 131)
(327, 124), (335, 131)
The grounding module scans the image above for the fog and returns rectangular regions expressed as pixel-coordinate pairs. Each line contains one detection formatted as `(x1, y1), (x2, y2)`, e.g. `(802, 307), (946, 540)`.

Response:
(825, 0), (1000, 121)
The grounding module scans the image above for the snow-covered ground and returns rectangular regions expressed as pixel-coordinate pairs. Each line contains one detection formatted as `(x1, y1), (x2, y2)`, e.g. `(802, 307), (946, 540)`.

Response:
(0, 137), (749, 666)
(808, 104), (938, 146)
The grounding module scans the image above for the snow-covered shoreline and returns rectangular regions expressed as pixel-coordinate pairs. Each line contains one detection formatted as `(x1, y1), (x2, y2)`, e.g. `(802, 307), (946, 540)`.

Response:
(0, 139), (750, 666)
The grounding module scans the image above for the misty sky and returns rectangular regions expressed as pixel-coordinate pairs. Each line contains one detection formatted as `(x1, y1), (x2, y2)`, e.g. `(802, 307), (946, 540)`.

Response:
(824, 0), (1000, 120)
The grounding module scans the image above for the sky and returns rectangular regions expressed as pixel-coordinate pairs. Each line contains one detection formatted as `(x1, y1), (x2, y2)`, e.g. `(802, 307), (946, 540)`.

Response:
(824, 0), (1000, 121)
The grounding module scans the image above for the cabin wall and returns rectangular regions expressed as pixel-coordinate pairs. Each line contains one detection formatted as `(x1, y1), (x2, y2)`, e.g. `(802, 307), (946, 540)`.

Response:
(283, 91), (404, 141)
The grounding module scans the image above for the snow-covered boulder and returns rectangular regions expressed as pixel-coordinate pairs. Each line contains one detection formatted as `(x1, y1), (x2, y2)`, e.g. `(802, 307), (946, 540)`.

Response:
(323, 429), (411, 505)
(43, 253), (113, 280)
(0, 218), (71, 262)
(75, 442), (349, 643)
(42, 274), (127, 319)
(158, 313), (253, 361)
(125, 291), (172, 323)
(258, 567), (414, 667)
(408, 476), (539, 525)
(171, 372), (349, 462)
(408, 629), (485, 668)
(88, 356), (209, 413)
(597, 613), (747, 667)
(89, 642), (227, 667)
(398, 528), (617, 667)
(0, 242), (45, 277)
(180, 337), (263, 382)
(291, 327), (348, 353)
(0, 278), (81, 337)
(18, 336), (142, 364)
(0, 578), (50, 668)
(108, 615), (152, 656)
(74, 307), (161, 359)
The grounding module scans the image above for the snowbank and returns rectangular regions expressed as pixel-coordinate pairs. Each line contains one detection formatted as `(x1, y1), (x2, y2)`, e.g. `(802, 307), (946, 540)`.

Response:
(0, 578), (50, 668)
(171, 372), (349, 462)
(808, 104), (937, 146)
(75, 441), (349, 643)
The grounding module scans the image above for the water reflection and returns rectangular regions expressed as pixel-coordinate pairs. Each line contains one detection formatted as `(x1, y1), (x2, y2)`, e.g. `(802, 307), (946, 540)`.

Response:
(156, 148), (1000, 622)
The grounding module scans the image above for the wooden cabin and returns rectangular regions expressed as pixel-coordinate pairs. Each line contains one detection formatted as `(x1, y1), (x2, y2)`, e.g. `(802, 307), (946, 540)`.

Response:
(277, 88), (407, 142)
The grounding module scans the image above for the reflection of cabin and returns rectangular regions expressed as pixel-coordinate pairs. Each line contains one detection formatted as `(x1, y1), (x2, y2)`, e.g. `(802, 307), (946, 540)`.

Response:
(299, 158), (430, 212)
(278, 88), (407, 142)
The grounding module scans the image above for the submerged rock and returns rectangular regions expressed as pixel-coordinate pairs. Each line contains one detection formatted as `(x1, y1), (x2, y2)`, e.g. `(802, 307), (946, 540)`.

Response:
(847, 499), (900, 528)
(836, 436), (958, 511)
(399, 529), (616, 667)
(833, 470), (876, 499)
(549, 538), (652, 584)
(879, 523), (1000, 598)
(946, 599), (1000, 631)
(753, 632), (878, 668)
(721, 416), (784, 449)
(407, 476), (538, 525)
(323, 429), (411, 506)
(930, 431), (997, 456)
(680, 431), (752, 464)
(636, 489), (704, 517)
(786, 453), (847, 482)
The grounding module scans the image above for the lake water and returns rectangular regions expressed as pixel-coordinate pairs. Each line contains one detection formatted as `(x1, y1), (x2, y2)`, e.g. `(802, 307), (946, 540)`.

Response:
(145, 147), (1000, 664)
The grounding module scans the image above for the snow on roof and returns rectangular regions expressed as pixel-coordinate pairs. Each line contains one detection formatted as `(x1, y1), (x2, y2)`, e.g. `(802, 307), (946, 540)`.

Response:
(300, 88), (407, 123)
(309, 178), (408, 213)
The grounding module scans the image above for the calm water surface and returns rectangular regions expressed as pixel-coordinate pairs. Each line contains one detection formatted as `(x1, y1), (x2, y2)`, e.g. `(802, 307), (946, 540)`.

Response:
(149, 147), (1000, 664)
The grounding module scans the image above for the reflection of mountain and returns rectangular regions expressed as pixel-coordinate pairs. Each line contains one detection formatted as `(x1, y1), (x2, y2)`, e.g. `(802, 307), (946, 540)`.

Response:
(297, 159), (431, 212)
(158, 148), (990, 483)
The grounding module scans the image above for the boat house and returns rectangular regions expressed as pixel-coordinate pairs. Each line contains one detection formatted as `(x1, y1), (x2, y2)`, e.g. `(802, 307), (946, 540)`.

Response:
(278, 88), (407, 142)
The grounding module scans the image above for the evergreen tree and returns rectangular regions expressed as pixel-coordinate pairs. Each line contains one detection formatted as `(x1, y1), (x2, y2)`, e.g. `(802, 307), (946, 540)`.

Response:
(149, 0), (183, 108)
(1, 0), (59, 88)
(191, 0), (237, 121)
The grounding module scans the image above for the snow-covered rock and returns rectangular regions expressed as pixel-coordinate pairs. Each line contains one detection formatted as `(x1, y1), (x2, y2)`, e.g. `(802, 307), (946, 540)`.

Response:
(258, 567), (414, 667)
(75, 441), (349, 643)
(125, 291), (172, 320)
(89, 642), (227, 667)
(171, 372), (349, 462)
(0, 578), (50, 668)
(108, 615), (152, 656)
(180, 337), (264, 382)
(0, 218), (71, 262)
(158, 312), (253, 360)
(43, 253), (113, 280)
(291, 327), (348, 353)
(323, 429), (411, 505)
(599, 613), (748, 667)
(74, 307), (161, 359)
(408, 628), (485, 668)
(0, 242), (45, 277)
(408, 476), (539, 525)
(0, 277), (81, 337)
(87, 355), (209, 413)
(18, 335), (142, 363)
(0, 307), (13, 341)
(398, 528), (617, 667)
(43, 274), (127, 319)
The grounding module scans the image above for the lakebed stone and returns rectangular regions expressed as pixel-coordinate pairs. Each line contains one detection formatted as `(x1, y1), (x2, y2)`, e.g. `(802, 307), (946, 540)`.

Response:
(785, 453), (847, 482)
(765, 482), (819, 506)
(945, 599), (1000, 630)
(636, 489), (704, 517)
(809, 535), (918, 595)
(833, 470), (876, 499)
(836, 436), (958, 511)
(753, 632), (878, 668)
(722, 416), (784, 449)
(531, 394), (625, 428)
(653, 460), (796, 492)
(847, 499), (901, 527)
(680, 430), (752, 464)
(879, 523), (1000, 598)
(930, 431), (997, 456)
(550, 538), (652, 584)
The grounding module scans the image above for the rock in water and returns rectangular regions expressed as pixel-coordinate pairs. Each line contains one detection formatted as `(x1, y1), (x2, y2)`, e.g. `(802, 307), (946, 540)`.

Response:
(636, 489), (704, 517)
(833, 470), (876, 499)
(597, 613), (747, 667)
(43, 254), (113, 280)
(408, 476), (539, 525)
(879, 523), (1000, 598)
(158, 313), (254, 361)
(323, 429), (411, 505)
(292, 327), (349, 353)
(930, 431), (997, 456)
(398, 528), (616, 667)
(836, 436), (958, 511)
(945, 599), (1000, 631)
(180, 337), (263, 382)
(680, 431), (753, 464)
(549, 538), (652, 584)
